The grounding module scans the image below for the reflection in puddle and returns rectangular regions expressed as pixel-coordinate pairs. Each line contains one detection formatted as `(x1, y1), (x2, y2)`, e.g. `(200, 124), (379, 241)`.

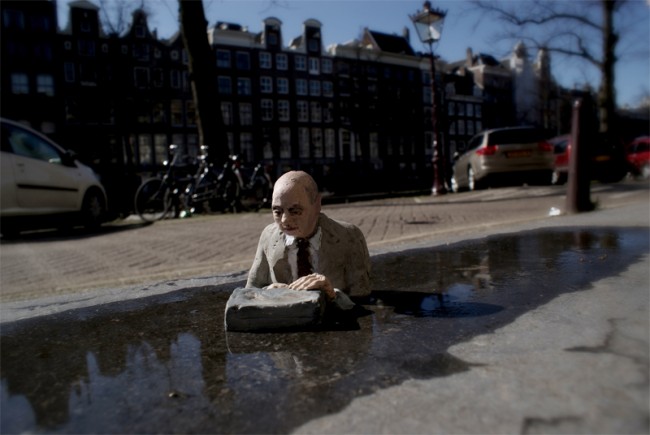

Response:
(1, 228), (647, 434)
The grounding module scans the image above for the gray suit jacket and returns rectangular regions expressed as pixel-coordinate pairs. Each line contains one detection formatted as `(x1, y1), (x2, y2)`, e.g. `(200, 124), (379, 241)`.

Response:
(245, 213), (371, 297)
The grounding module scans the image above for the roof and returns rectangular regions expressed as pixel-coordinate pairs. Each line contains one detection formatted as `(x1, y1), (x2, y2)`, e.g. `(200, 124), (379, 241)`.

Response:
(366, 30), (414, 55)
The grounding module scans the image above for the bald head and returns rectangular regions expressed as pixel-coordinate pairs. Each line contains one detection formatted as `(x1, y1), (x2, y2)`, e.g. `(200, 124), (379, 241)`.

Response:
(271, 171), (321, 238)
(273, 171), (320, 205)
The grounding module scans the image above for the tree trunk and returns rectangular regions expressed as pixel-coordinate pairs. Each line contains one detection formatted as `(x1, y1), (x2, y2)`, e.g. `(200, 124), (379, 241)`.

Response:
(178, 0), (228, 164)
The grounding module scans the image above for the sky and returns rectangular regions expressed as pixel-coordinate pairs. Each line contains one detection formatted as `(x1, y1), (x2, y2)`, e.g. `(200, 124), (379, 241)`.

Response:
(56, 0), (650, 108)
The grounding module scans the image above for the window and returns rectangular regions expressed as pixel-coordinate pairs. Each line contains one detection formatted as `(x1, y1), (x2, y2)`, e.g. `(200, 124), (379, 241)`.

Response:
(3, 10), (25, 29)
(322, 81), (333, 97)
(260, 76), (273, 93)
(240, 133), (253, 162)
(36, 74), (54, 96)
(261, 99), (273, 121)
(237, 78), (252, 95)
(278, 100), (290, 121)
(280, 128), (291, 158)
(323, 102), (334, 123)
(296, 79), (308, 96)
(78, 39), (95, 56)
(217, 49), (231, 68)
(259, 52), (272, 69)
(218, 76), (232, 94)
(138, 135), (153, 165)
(277, 77), (289, 94)
(467, 103), (474, 117)
(325, 129), (336, 158)
(299, 128), (310, 158)
(221, 102), (233, 125)
(170, 70), (181, 89)
(297, 101), (308, 122)
(134, 67), (150, 88)
(276, 53), (288, 70)
(369, 132), (379, 159)
(309, 80), (321, 96)
(295, 55), (306, 71)
(310, 102), (321, 123)
(448, 102), (455, 116)
(236, 52), (250, 70)
(321, 58), (333, 74)
(153, 102), (165, 123)
(312, 128), (323, 157)
(239, 103), (252, 125)
(475, 104), (482, 118)
(11, 73), (28, 94)
(186, 101), (197, 126)
(152, 68), (164, 87)
(171, 100), (183, 126)
(6, 124), (62, 163)
(309, 57), (320, 75)
(308, 39), (319, 52)
(154, 135), (167, 165)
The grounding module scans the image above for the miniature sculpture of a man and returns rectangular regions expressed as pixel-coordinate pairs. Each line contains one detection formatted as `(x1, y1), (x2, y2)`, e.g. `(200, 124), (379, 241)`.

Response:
(246, 171), (371, 300)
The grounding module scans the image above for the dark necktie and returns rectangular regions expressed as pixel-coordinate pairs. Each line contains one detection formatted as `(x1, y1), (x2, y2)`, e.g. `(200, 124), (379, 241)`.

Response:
(296, 238), (312, 277)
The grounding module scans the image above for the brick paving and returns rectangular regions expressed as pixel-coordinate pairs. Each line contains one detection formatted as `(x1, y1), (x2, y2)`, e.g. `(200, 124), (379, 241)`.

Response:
(1, 182), (648, 303)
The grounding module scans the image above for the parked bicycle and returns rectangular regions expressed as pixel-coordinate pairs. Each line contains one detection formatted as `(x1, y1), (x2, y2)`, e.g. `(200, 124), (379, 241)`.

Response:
(133, 145), (272, 222)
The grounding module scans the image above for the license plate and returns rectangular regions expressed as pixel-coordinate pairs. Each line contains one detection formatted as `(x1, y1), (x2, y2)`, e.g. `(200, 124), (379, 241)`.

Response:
(505, 150), (531, 158)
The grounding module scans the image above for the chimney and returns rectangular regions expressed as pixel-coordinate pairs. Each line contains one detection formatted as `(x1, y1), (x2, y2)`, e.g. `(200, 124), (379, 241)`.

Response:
(402, 26), (410, 43)
(466, 47), (473, 67)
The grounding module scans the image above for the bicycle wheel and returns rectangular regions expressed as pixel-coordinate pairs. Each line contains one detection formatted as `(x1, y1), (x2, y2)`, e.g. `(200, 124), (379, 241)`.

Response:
(134, 178), (172, 222)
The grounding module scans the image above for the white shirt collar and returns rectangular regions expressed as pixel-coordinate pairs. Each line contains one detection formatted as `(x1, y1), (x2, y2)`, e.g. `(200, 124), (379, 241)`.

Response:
(284, 226), (322, 250)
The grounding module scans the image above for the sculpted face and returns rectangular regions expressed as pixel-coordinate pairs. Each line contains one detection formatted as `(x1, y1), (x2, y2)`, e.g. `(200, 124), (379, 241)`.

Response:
(272, 171), (321, 239)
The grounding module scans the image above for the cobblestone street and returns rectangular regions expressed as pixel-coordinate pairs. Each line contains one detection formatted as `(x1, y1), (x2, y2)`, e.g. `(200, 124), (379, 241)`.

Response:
(1, 182), (648, 303)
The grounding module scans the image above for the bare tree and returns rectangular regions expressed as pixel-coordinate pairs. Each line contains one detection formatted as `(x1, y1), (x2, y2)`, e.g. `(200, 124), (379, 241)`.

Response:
(473, 0), (629, 138)
(178, 0), (228, 164)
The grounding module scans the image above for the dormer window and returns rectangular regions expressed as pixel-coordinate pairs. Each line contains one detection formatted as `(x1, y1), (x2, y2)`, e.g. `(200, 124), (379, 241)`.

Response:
(136, 25), (145, 38)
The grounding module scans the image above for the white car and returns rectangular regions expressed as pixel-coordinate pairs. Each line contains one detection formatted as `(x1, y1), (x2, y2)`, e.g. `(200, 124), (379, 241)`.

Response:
(1, 118), (107, 236)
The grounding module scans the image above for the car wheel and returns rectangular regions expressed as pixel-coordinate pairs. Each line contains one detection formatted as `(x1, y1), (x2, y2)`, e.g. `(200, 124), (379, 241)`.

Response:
(641, 164), (650, 179)
(468, 167), (480, 191)
(450, 175), (459, 193)
(552, 170), (567, 185)
(81, 188), (106, 230)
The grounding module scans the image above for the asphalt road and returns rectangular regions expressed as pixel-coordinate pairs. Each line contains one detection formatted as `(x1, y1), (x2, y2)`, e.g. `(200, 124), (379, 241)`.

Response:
(1, 180), (648, 305)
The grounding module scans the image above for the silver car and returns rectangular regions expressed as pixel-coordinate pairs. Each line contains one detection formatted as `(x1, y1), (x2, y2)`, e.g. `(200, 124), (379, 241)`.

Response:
(451, 127), (555, 192)
(1, 118), (107, 236)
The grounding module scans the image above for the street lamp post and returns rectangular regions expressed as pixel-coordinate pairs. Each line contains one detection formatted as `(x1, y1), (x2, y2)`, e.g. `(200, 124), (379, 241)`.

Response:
(410, 1), (447, 195)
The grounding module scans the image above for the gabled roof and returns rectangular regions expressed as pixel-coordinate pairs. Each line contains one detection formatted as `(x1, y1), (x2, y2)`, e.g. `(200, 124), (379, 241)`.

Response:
(364, 30), (414, 55)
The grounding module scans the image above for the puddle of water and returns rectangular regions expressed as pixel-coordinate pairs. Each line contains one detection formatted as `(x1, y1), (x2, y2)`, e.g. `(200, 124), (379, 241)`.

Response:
(1, 227), (647, 434)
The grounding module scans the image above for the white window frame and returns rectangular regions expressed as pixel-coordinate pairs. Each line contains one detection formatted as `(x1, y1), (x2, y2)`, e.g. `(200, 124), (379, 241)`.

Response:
(260, 76), (273, 93)
(276, 53), (288, 70)
(259, 52), (272, 69)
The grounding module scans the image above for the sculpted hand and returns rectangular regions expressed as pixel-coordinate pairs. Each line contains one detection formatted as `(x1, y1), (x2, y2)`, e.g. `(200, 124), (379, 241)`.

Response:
(288, 273), (336, 301)
(265, 282), (289, 289)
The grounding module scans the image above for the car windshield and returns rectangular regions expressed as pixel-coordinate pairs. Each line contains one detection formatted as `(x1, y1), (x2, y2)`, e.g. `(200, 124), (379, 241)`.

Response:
(488, 129), (546, 146)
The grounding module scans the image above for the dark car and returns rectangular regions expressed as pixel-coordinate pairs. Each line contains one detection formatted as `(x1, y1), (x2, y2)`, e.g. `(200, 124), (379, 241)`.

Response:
(625, 136), (650, 179)
(451, 126), (555, 192)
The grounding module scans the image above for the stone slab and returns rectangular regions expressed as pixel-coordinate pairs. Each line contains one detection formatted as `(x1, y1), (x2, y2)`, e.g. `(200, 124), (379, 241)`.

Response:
(224, 287), (326, 331)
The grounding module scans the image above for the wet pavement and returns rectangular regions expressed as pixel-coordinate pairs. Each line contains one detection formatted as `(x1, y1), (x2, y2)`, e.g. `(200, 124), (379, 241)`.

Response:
(2, 226), (648, 434)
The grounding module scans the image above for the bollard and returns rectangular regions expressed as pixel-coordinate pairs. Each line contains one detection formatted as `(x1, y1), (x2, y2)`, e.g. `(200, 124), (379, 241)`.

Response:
(566, 98), (595, 213)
